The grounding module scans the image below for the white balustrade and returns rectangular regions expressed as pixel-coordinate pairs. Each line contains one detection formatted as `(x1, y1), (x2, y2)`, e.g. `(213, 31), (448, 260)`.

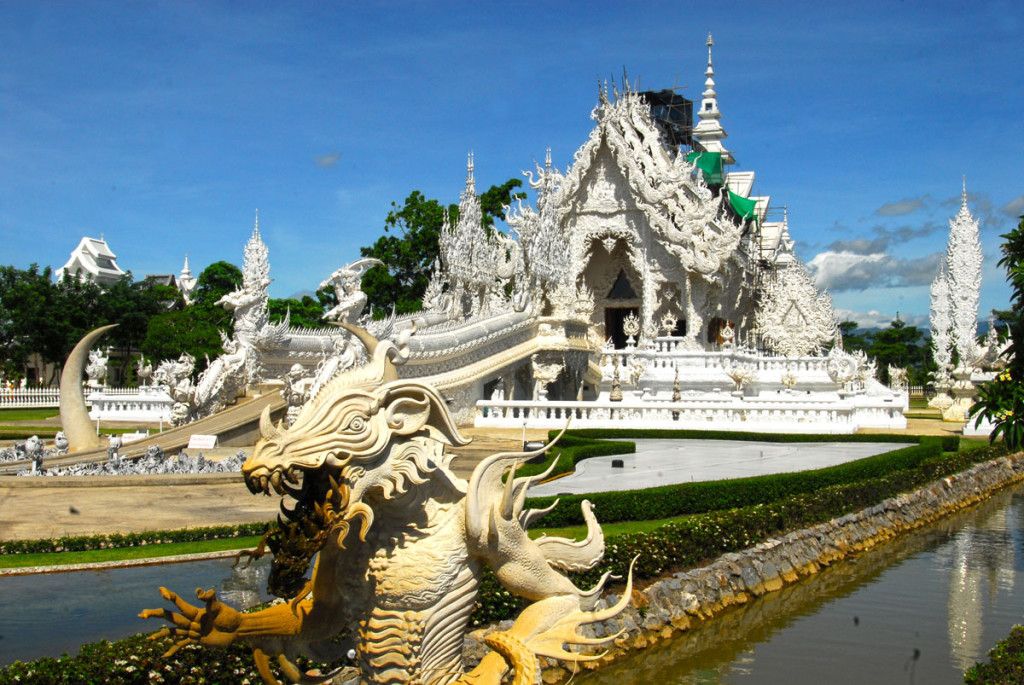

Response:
(0, 387), (62, 408)
(476, 393), (906, 434)
(88, 386), (174, 423)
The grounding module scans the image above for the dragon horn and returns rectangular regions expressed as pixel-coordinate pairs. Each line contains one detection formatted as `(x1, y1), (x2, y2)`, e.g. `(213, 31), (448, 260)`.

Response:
(260, 405), (281, 440)
(332, 322), (400, 381)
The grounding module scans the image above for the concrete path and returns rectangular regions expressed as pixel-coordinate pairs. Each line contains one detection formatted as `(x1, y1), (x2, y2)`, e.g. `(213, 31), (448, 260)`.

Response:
(528, 439), (902, 497)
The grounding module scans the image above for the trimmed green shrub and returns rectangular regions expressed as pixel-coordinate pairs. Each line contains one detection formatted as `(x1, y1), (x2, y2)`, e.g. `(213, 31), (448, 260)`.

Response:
(964, 624), (1024, 684)
(0, 522), (271, 556)
(525, 442), (943, 528)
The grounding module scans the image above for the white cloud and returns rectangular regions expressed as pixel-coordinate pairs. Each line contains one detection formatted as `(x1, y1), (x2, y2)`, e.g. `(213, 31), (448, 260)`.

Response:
(875, 198), (924, 217)
(834, 308), (930, 330)
(807, 250), (941, 291)
(315, 153), (340, 168)
(807, 251), (891, 291)
(1003, 195), (1024, 218)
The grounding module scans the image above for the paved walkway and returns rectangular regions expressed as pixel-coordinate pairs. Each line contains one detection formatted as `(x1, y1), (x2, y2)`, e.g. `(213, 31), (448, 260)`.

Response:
(528, 439), (901, 497)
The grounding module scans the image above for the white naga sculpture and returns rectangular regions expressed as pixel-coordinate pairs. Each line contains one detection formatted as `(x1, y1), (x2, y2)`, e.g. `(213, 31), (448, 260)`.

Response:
(319, 257), (383, 323)
(142, 326), (633, 685)
(163, 218), (290, 426)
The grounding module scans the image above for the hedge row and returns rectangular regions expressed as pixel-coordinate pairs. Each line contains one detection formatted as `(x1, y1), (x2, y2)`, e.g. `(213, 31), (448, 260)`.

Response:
(515, 434), (636, 480)
(524, 440), (945, 528)
(472, 442), (1011, 626)
(0, 522), (270, 556)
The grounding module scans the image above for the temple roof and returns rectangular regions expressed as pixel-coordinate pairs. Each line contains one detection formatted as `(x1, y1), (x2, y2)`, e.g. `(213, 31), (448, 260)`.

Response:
(56, 236), (126, 286)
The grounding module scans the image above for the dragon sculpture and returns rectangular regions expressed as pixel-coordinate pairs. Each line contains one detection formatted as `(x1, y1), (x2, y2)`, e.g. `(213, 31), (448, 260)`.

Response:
(141, 324), (633, 685)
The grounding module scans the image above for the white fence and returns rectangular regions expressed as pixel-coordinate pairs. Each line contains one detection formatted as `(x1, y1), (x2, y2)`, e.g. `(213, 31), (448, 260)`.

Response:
(476, 393), (907, 434)
(0, 386), (171, 423)
(0, 387), (62, 408)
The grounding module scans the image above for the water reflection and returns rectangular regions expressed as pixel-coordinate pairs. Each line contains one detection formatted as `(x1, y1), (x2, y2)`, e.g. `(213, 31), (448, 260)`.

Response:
(576, 486), (1024, 685)
(0, 555), (272, 666)
(942, 505), (1016, 671)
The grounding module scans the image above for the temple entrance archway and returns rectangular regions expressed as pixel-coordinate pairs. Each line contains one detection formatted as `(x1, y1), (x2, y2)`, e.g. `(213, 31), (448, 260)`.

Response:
(605, 307), (639, 349)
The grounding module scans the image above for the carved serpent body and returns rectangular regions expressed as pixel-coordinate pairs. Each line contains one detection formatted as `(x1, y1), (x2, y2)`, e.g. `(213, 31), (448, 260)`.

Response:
(142, 326), (632, 684)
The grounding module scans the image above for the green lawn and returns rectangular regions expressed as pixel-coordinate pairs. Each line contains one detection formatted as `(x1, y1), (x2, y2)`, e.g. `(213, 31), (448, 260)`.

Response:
(0, 535), (265, 569)
(0, 407), (58, 421)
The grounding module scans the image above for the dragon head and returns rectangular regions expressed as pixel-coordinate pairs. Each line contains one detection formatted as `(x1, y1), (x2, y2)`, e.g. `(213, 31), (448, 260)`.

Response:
(242, 325), (469, 597)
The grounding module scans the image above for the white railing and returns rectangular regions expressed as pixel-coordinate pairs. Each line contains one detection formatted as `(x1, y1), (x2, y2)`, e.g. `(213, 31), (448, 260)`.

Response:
(0, 385), (156, 409)
(476, 394), (907, 434)
(0, 387), (62, 408)
(88, 386), (173, 423)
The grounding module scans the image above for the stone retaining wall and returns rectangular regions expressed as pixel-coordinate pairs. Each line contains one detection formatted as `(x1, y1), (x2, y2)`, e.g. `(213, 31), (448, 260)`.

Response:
(493, 451), (1024, 682)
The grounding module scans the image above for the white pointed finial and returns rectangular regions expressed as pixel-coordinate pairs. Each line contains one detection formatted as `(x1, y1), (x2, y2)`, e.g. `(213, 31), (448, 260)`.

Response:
(254, 209), (259, 235)
(962, 175), (968, 209)
(545, 147), (552, 170)
(467, 151), (475, 185)
(706, 32), (714, 63)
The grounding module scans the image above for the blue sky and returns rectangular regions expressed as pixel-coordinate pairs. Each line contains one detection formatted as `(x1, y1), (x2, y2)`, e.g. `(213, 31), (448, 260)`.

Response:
(2, 1), (1022, 330)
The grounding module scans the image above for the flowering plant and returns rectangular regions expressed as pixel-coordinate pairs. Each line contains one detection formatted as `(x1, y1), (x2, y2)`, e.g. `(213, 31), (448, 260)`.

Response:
(973, 215), (1024, 450)
(973, 369), (1024, 449)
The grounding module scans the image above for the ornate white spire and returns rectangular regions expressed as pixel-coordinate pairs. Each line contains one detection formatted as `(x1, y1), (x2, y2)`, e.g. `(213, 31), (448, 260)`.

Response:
(178, 253), (197, 304)
(692, 32), (733, 164)
(946, 179), (983, 365)
(930, 259), (953, 380)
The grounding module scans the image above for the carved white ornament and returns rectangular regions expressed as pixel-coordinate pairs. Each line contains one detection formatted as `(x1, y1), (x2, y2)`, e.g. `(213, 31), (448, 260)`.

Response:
(755, 263), (836, 357)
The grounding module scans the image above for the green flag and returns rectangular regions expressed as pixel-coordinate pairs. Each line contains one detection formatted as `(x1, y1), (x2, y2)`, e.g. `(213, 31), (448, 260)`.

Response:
(684, 150), (723, 185)
(728, 190), (758, 221)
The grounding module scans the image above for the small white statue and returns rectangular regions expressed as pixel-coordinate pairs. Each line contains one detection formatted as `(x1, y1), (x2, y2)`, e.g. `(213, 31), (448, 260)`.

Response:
(53, 431), (69, 454)
(320, 257), (383, 323)
(136, 355), (153, 387)
(85, 349), (108, 388)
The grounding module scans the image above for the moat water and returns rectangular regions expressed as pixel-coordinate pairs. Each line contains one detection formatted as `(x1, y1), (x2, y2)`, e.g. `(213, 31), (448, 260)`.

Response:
(2, 483), (1024, 679)
(0, 556), (272, 665)
(576, 483), (1024, 684)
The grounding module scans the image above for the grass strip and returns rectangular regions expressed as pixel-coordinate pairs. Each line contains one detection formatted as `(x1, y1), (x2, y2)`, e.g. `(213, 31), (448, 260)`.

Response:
(0, 409), (59, 421)
(0, 536), (264, 570)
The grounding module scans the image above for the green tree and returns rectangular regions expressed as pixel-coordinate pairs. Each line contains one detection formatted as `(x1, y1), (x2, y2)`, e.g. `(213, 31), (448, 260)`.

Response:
(973, 214), (1024, 447)
(360, 191), (455, 316)
(268, 294), (328, 329)
(866, 319), (926, 385)
(100, 275), (183, 382)
(359, 179), (526, 317)
(838, 321), (870, 353)
(142, 262), (242, 370)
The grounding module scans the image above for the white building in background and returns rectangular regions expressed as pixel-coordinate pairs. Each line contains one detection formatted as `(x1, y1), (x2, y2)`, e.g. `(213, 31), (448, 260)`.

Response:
(178, 255), (198, 304)
(56, 235), (126, 286)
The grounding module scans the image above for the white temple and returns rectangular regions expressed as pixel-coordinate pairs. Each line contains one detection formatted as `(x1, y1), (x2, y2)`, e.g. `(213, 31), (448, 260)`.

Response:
(56, 236), (126, 286)
(170, 37), (905, 434)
